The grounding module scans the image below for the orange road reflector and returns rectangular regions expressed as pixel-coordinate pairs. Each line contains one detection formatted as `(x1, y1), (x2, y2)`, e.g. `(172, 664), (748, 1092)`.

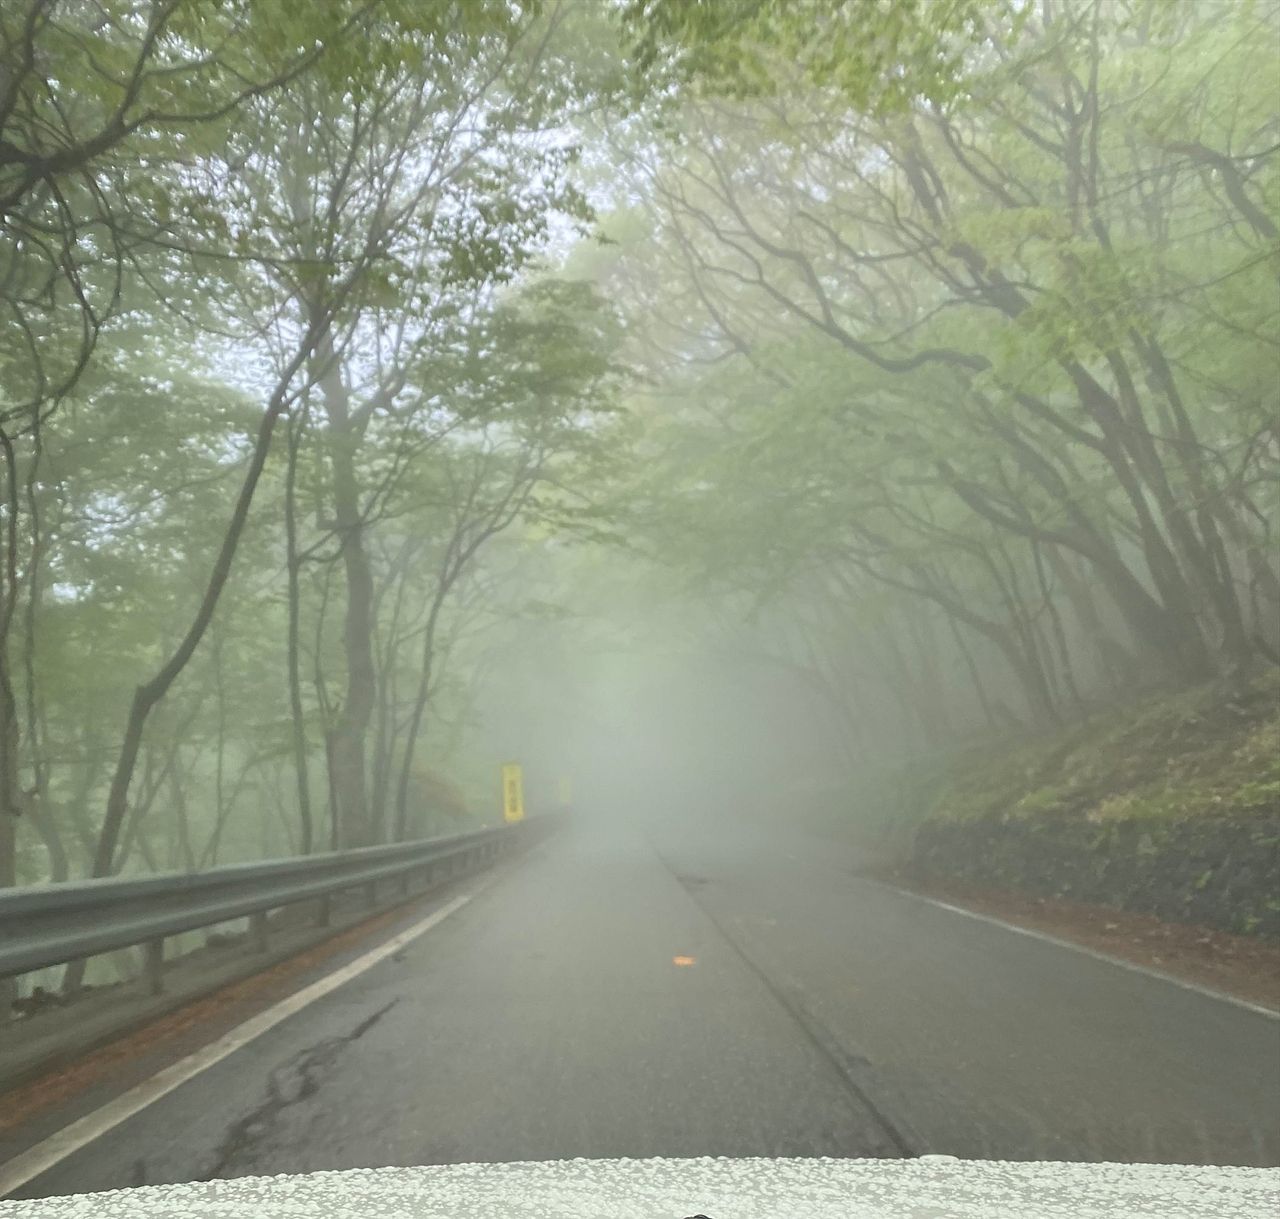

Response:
(672, 955), (696, 967)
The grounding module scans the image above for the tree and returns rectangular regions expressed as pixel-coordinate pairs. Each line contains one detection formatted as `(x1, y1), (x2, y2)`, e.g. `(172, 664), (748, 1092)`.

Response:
(601, 0), (1280, 740)
(0, 0), (379, 892)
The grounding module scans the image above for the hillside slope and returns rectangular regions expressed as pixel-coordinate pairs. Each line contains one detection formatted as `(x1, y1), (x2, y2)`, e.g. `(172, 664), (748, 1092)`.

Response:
(907, 675), (1280, 937)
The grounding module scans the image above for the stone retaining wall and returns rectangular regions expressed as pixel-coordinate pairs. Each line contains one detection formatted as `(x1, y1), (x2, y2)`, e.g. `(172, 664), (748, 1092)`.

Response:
(911, 811), (1280, 937)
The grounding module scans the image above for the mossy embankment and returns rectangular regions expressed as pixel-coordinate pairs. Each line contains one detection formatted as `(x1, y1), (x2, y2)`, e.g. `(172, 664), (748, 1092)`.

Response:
(913, 675), (1280, 937)
(806, 674), (1280, 938)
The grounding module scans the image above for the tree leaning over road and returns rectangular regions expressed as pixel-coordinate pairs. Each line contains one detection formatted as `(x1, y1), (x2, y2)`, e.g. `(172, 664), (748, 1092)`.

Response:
(606, 0), (1279, 737)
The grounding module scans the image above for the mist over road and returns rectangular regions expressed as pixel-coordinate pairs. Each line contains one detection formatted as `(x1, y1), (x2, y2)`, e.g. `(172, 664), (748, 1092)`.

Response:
(8, 814), (1278, 1199)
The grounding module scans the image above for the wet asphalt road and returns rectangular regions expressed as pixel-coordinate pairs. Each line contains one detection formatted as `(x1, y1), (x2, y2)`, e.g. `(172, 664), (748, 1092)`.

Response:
(9, 814), (1280, 1198)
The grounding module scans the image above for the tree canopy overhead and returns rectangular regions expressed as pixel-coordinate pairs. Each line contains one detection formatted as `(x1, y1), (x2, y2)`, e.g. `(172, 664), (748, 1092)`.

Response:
(0, 1), (1275, 971)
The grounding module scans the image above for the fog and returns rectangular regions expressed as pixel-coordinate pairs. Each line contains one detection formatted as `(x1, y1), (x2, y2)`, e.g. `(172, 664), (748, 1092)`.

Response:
(2, 0), (1275, 890)
(2, 0), (1278, 1185)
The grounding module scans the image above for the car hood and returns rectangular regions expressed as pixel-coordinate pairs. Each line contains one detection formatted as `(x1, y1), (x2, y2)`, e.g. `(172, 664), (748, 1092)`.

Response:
(2, 1156), (1275, 1218)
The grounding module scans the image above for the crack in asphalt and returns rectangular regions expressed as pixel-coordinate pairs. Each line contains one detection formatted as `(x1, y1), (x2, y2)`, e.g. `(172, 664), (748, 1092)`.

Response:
(199, 999), (400, 1181)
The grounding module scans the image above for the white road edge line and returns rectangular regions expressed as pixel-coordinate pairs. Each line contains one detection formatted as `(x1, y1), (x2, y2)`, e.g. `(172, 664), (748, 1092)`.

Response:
(0, 890), (475, 1199)
(876, 880), (1280, 1021)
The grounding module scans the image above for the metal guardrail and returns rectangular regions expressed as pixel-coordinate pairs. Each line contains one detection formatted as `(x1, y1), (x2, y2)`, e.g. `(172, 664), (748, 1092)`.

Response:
(0, 819), (545, 986)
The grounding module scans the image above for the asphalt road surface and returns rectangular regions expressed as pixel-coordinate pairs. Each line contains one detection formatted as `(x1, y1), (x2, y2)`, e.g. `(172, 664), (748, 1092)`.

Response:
(7, 813), (1279, 1199)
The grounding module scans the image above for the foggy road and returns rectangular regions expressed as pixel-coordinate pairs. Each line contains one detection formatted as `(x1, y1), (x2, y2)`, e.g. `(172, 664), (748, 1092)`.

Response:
(6, 816), (1279, 1199)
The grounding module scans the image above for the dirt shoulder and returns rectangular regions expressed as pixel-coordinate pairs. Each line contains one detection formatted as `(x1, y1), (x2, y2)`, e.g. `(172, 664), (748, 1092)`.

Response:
(891, 873), (1280, 1015)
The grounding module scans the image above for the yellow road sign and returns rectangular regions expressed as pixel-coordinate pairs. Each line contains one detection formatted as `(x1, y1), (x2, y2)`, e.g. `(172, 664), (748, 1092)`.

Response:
(502, 763), (524, 823)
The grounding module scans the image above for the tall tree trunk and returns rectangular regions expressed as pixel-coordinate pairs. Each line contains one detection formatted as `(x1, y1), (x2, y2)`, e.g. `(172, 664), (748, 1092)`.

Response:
(936, 434), (1210, 684)
(63, 323), (326, 994)
(393, 585), (450, 842)
(284, 410), (314, 854)
(0, 807), (14, 1018)
(1045, 545), (1137, 693)
(370, 541), (418, 843)
(1102, 348), (1252, 674)
(893, 132), (1218, 681)
(25, 800), (68, 882)
(982, 541), (1061, 726)
(1028, 359), (1212, 679)
(1129, 331), (1256, 673)
(1030, 540), (1083, 712)
(63, 733), (105, 873)
(315, 332), (377, 849)
(0, 426), (22, 900)
(943, 610), (1000, 731)
(0, 703), (17, 890)
(169, 756), (196, 872)
(1212, 490), (1280, 657)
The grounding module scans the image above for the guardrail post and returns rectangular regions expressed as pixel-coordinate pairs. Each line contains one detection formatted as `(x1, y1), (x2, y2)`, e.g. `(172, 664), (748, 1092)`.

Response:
(250, 910), (269, 953)
(317, 894), (331, 927)
(365, 880), (377, 907)
(144, 938), (165, 995)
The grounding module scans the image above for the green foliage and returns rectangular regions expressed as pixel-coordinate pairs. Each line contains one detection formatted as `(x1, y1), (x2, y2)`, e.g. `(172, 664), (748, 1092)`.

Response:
(929, 672), (1280, 827)
(599, 0), (1280, 768)
(0, 0), (635, 888)
(625, 0), (1018, 112)
(2, 0), (1278, 914)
